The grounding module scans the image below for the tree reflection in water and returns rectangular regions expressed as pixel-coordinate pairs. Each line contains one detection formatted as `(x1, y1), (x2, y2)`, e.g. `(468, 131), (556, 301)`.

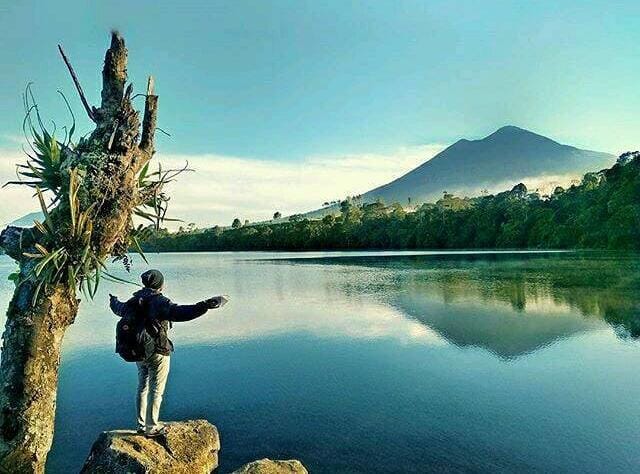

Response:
(274, 251), (640, 357)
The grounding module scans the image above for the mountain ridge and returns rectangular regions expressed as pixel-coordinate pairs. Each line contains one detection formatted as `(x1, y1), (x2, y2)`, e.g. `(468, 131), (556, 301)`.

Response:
(301, 125), (614, 219)
(362, 125), (614, 205)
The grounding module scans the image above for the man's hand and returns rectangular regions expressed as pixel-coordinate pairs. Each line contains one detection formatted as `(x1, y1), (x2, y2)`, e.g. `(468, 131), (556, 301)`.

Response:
(205, 295), (228, 309)
(109, 294), (122, 316)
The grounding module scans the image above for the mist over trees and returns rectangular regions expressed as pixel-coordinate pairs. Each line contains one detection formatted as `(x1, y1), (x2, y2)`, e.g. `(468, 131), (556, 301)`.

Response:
(144, 153), (640, 252)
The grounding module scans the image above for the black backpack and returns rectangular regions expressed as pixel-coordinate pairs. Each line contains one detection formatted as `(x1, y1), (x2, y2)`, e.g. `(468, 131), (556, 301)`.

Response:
(115, 298), (151, 362)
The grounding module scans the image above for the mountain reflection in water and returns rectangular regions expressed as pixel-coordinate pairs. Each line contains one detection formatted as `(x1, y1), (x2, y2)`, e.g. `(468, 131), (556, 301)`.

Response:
(266, 251), (640, 358)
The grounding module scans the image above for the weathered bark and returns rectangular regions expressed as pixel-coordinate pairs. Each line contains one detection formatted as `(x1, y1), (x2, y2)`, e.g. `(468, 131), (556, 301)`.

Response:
(139, 76), (158, 155)
(0, 225), (78, 472)
(0, 272), (77, 473)
(0, 32), (158, 473)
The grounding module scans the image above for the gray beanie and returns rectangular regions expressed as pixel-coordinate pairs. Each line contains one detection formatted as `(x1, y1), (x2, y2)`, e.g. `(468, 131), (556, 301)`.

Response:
(141, 269), (164, 290)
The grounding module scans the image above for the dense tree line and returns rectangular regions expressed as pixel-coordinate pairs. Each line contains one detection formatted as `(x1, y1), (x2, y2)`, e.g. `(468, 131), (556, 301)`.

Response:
(144, 153), (640, 252)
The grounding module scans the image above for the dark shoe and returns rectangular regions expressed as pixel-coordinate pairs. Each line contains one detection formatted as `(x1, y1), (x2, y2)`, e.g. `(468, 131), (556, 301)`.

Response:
(145, 426), (167, 438)
(136, 428), (145, 435)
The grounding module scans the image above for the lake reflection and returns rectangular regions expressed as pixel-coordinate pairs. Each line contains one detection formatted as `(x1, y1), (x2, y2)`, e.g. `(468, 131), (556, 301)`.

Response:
(0, 251), (639, 473)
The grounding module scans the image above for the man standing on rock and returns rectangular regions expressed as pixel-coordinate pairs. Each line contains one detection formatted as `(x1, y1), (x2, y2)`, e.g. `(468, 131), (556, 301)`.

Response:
(110, 269), (228, 437)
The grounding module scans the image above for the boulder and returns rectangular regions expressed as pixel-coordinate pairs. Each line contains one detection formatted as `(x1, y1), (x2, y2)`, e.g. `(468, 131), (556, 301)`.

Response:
(81, 420), (220, 473)
(231, 458), (308, 474)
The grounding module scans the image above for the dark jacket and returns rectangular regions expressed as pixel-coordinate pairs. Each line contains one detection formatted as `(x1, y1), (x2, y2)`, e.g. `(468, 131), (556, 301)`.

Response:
(110, 287), (209, 356)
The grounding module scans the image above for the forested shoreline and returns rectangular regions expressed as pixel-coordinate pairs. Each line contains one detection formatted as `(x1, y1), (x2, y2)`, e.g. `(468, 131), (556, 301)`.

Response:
(143, 152), (640, 252)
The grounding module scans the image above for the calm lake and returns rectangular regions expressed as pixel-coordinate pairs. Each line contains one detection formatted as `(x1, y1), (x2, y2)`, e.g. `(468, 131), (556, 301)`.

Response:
(1, 250), (639, 473)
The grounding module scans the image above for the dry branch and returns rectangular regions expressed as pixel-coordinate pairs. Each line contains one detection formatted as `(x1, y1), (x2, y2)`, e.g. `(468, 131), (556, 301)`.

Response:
(140, 75), (158, 155)
(57, 45), (96, 122)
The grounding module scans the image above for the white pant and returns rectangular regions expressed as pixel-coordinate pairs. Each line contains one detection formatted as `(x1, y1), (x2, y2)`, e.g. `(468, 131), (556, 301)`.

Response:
(136, 353), (170, 431)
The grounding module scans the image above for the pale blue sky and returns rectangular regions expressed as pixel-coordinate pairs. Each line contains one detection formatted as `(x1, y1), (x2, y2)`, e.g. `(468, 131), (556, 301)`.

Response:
(1, 0), (638, 158)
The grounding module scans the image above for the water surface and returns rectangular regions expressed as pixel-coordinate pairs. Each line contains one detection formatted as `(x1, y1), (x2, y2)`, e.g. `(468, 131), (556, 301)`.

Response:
(1, 250), (639, 472)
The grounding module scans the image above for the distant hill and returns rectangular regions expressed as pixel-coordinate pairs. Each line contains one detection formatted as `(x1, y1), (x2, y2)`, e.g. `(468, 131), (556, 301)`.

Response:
(367, 125), (615, 203)
(5, 211), (43, 228)
(307, 126), (615, 217)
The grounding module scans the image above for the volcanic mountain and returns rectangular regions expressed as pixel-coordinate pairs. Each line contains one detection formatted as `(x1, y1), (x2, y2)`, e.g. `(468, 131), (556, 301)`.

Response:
(359, 125), (615, 206)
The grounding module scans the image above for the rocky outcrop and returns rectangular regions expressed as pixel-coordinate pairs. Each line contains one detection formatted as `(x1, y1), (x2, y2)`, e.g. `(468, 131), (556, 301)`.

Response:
(231, 458), (308, 474)
(81, 420), (308, 474)
(81, 420), (219, 473)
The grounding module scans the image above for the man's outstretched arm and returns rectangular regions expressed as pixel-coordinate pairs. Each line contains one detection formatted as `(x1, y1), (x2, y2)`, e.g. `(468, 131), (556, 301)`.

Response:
(109, 294), (128, 317)
(159, 296), (225, 322)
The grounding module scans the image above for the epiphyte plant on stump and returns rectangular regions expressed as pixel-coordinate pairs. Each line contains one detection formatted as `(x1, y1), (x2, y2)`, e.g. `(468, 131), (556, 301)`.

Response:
(0, 31), (185, 473)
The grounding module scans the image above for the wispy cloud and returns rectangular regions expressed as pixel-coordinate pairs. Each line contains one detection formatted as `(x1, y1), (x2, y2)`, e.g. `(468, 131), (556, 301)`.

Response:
(0, 144), (444, 227)
(0, 150), (36, 226)
(0, 134), (26, 146)
(158, 144), (444, 227)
